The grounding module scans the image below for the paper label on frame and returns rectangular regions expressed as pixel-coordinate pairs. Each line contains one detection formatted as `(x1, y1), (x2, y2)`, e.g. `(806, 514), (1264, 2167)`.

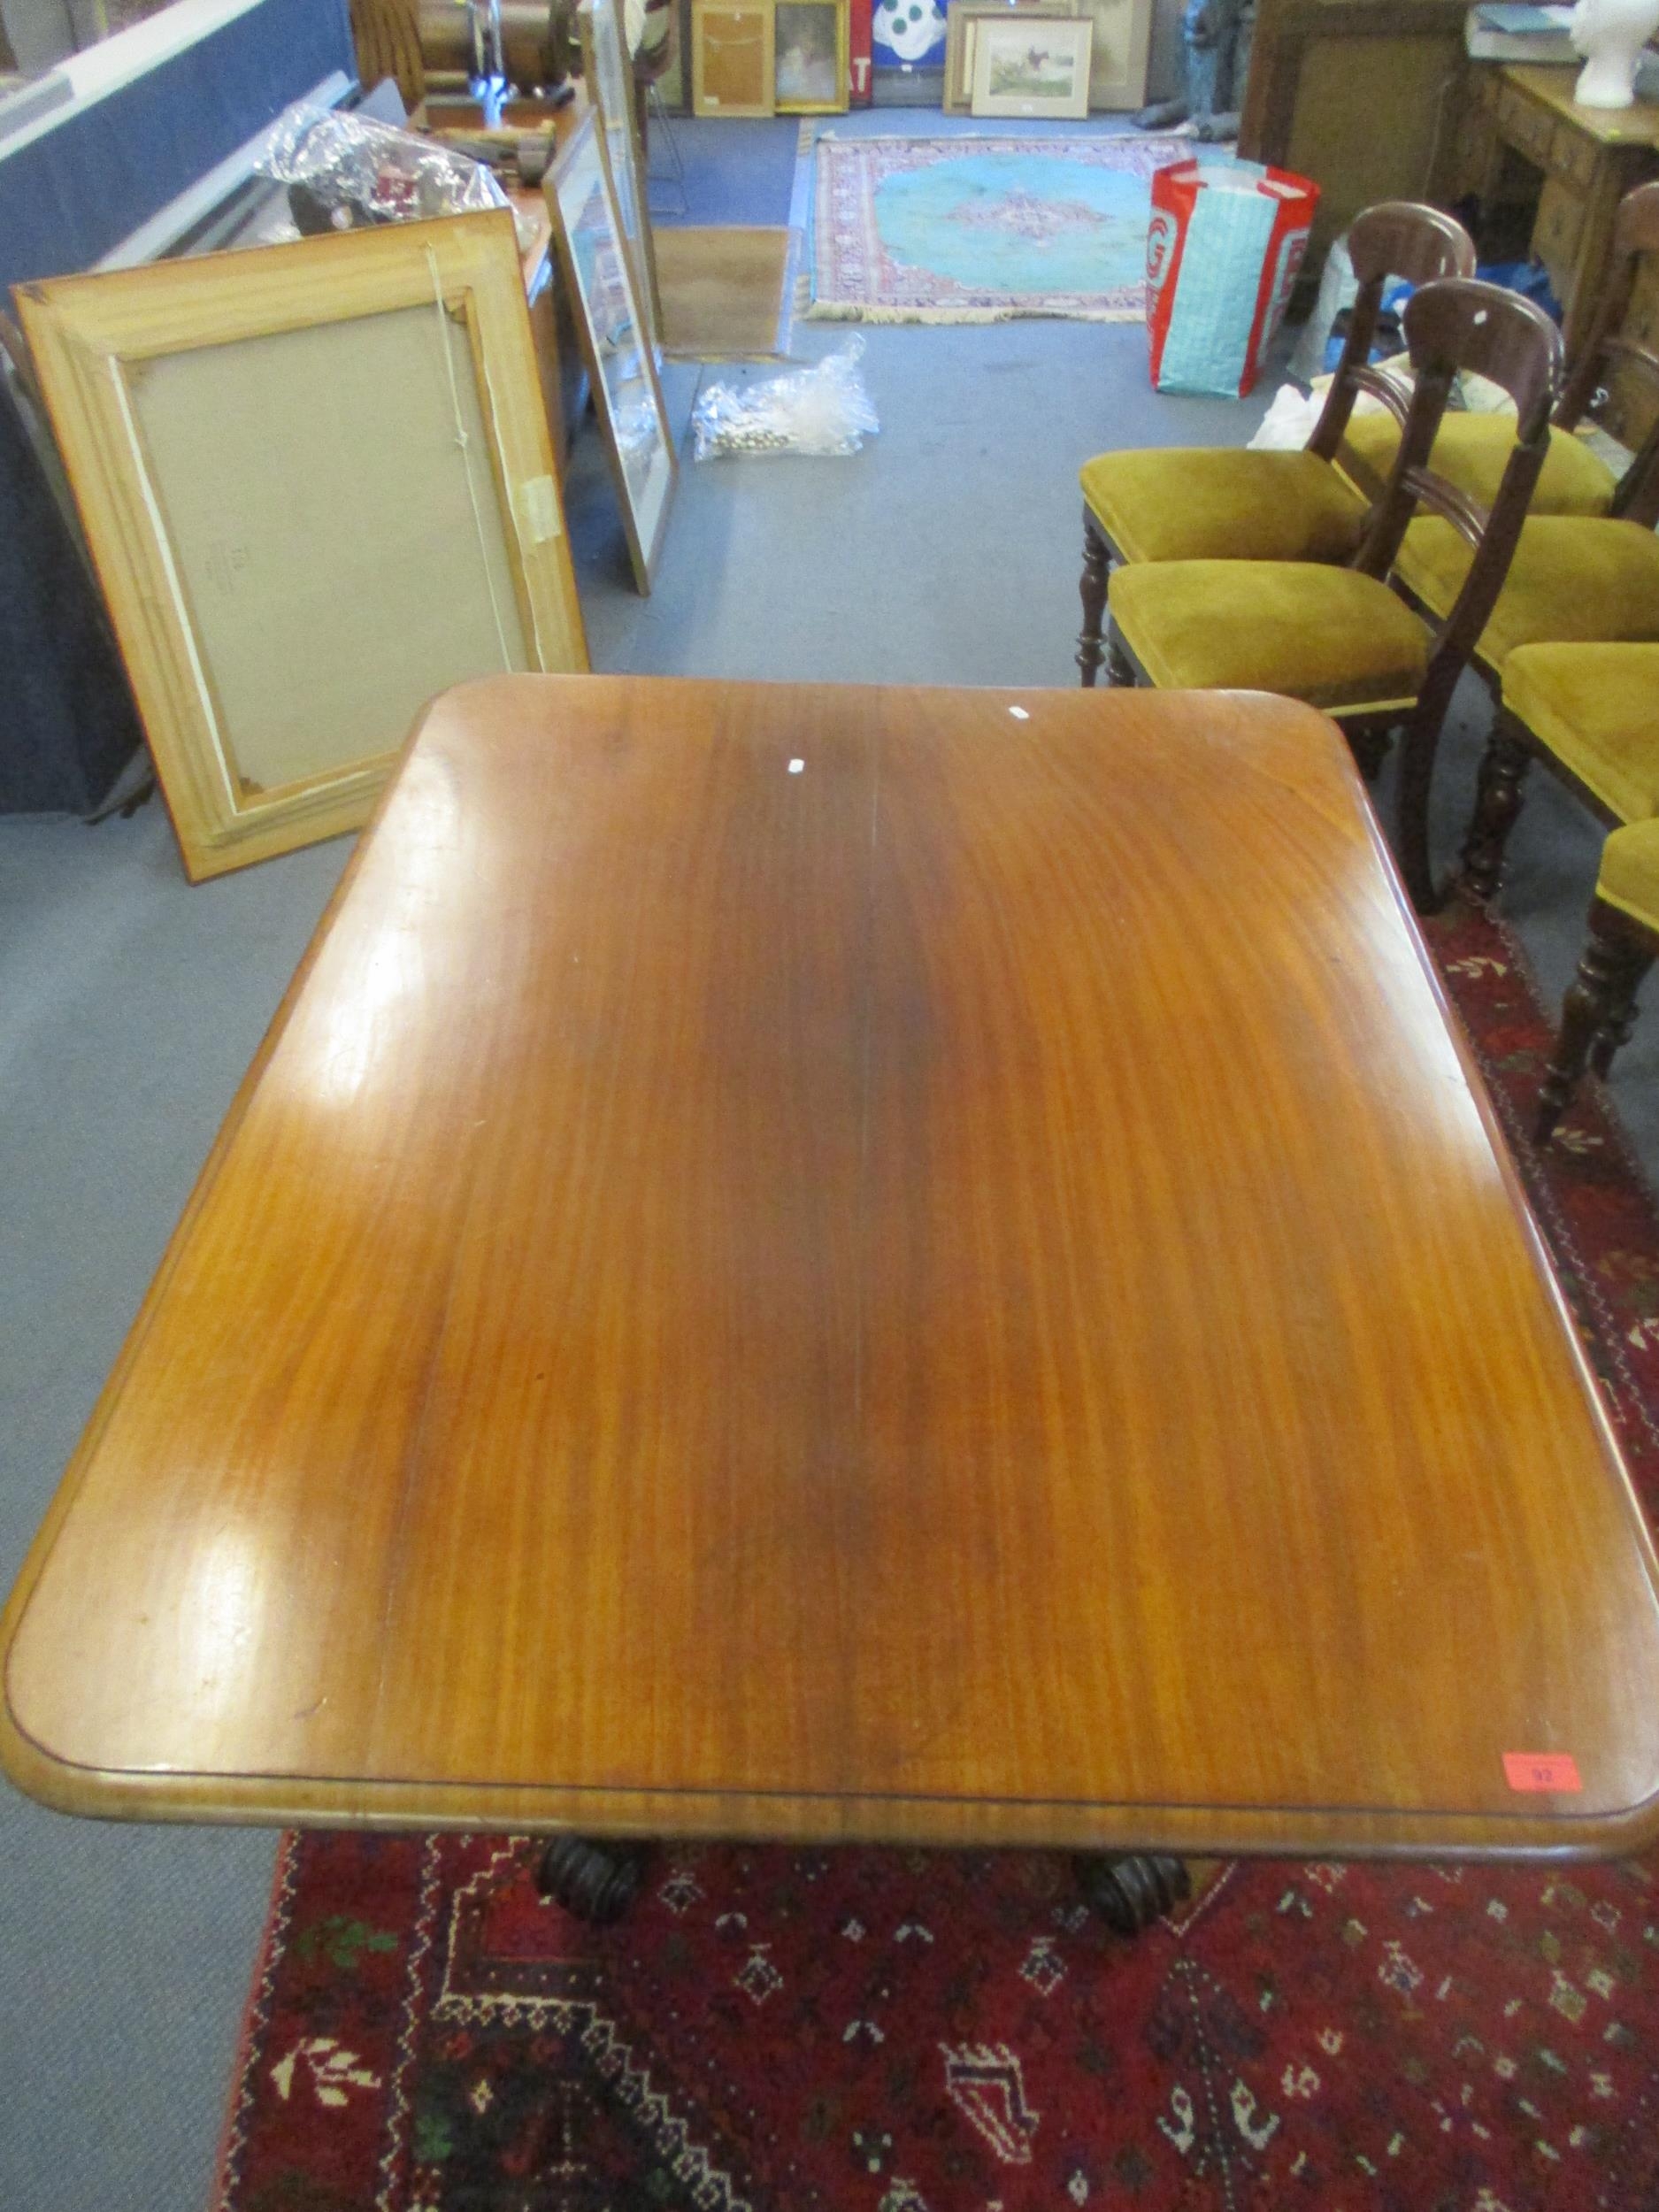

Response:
(519, 475), (563, 543)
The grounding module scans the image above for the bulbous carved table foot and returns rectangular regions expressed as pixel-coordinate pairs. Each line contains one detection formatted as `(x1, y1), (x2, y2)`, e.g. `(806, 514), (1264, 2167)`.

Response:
(1073, 1851), (1191, 1934)
(536, 1834), (652, 1924)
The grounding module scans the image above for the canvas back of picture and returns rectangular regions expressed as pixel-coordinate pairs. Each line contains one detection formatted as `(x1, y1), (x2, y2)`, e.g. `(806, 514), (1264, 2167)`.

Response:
(19, 212), (587, 880)
(131, 306), (530, 798)
(1082, 0), (1151, 106)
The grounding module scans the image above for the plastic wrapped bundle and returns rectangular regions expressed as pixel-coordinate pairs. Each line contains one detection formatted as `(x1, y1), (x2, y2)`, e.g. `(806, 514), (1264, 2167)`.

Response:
(692, 340), (879, 460)
(258, 100), (520, 239)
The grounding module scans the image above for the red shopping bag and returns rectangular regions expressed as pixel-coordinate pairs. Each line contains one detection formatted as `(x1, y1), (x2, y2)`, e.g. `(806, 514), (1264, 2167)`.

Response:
(1146, 158), (1319, 399)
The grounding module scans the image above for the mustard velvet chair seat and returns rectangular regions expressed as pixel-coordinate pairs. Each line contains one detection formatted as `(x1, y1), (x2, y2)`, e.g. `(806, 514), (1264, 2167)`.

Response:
(1459, 643), (1659, 903)
(1394, 516), (1659, 669)
(1107, 561), (1431, 711)
(1502, 643), (1659, 819)
(1339, 412), (1615, 517)
(1534, 818), (1659, 1141)
(1080, 448), (1371, 565)
(1599, 815), (1659, 920)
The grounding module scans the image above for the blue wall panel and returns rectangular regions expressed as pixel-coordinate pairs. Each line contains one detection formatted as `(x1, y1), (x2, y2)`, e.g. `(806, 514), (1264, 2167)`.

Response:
(1, 0), (355, 295)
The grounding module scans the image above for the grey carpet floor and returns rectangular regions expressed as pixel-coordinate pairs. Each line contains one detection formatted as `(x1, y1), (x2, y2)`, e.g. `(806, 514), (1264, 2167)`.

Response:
(3, 111), (1654, 2212)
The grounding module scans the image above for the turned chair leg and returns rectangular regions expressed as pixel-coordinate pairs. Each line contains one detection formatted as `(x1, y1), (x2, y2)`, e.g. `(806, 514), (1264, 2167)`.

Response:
(1591, 1004), (1641, 1079)
(1077, 526), (1110, 688)
(1460, 720), (1532, 905)
(1105, 627), (1135, 688)
(1535, 905), (1653, 1142)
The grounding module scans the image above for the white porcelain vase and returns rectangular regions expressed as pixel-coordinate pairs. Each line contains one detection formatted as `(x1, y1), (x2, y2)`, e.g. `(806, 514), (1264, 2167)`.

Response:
(1571, 0), (1659, 107)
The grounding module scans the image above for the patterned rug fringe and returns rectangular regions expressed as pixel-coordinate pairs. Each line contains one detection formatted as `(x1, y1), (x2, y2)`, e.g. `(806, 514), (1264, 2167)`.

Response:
(802, 298), (1143, 322)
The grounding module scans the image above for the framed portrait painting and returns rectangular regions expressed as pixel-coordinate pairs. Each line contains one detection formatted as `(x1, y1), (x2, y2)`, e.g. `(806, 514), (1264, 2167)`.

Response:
(773, 0), (849, 109)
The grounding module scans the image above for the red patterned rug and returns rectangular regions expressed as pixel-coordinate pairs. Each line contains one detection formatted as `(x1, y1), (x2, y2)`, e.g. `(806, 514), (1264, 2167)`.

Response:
(212, 900), (1659, 2212)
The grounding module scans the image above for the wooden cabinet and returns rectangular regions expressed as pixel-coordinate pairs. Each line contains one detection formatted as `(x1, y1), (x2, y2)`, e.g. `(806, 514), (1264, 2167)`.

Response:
(1534, 171), (1588, 294)
(1451, 65), (1503, 202)
(1242, 36), (1659, 457)
(1496, 74), (1555, 167)
(1238, 0), (1470, 260)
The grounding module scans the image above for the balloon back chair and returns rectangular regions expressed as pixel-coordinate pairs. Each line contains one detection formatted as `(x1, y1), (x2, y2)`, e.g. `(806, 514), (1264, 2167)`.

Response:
(1102, 277), (1564, 913)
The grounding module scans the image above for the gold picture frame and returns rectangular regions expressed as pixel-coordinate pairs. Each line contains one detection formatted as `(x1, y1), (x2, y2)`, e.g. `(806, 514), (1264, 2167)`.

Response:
(547, 115), (680, 594)
(578, 0), (664, 352)
(970, 12), (1093, 116)
(691, 0), (777, 115)
(942, 0), (1074, 115)
(16, 211), (588, 883)
(773, 0), (849, 111)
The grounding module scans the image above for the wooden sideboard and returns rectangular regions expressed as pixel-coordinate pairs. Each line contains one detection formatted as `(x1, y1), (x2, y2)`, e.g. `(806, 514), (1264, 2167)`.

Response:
(1452, 64), (1659, 447)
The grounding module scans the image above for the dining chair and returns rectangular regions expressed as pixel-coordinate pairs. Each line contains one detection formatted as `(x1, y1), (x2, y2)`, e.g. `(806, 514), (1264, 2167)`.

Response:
(1340, 180), (1659, 526)
(1073, 201), (1476, 685)
(1535, 817), (1659, 1141)
(1388, 217), (1659, 683)
(1102, 278), (1563, 914)
(1460, 642), (1659, 904)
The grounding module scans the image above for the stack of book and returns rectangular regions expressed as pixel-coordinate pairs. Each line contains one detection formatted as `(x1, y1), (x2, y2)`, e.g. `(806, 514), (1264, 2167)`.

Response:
(1464, 3), (1578, 62)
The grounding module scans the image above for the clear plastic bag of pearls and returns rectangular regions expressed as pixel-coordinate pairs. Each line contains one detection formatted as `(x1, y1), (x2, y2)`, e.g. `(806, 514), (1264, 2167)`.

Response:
(691, 340), (879, 461)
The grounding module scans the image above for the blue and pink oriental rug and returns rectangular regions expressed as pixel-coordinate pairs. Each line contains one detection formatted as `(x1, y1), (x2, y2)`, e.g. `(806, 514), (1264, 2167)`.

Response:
(806, 130), (1191, 322)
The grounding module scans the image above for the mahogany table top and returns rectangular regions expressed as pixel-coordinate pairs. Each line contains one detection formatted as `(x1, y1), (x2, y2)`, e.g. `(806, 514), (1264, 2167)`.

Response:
(6, 675), (1659, 1859)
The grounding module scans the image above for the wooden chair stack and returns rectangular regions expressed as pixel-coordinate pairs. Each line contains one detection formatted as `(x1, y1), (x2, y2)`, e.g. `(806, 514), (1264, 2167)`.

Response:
(1091, 277), (1563, 914)
(1387, 187), (1659, 703)
(1075, 199), (1477, 673)
(1336, 185), (1659, 525)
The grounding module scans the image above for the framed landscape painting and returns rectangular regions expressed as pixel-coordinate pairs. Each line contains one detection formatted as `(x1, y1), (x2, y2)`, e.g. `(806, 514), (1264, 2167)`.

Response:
(970, 13), (1093, 115)
(941, 0), (1074, 111)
